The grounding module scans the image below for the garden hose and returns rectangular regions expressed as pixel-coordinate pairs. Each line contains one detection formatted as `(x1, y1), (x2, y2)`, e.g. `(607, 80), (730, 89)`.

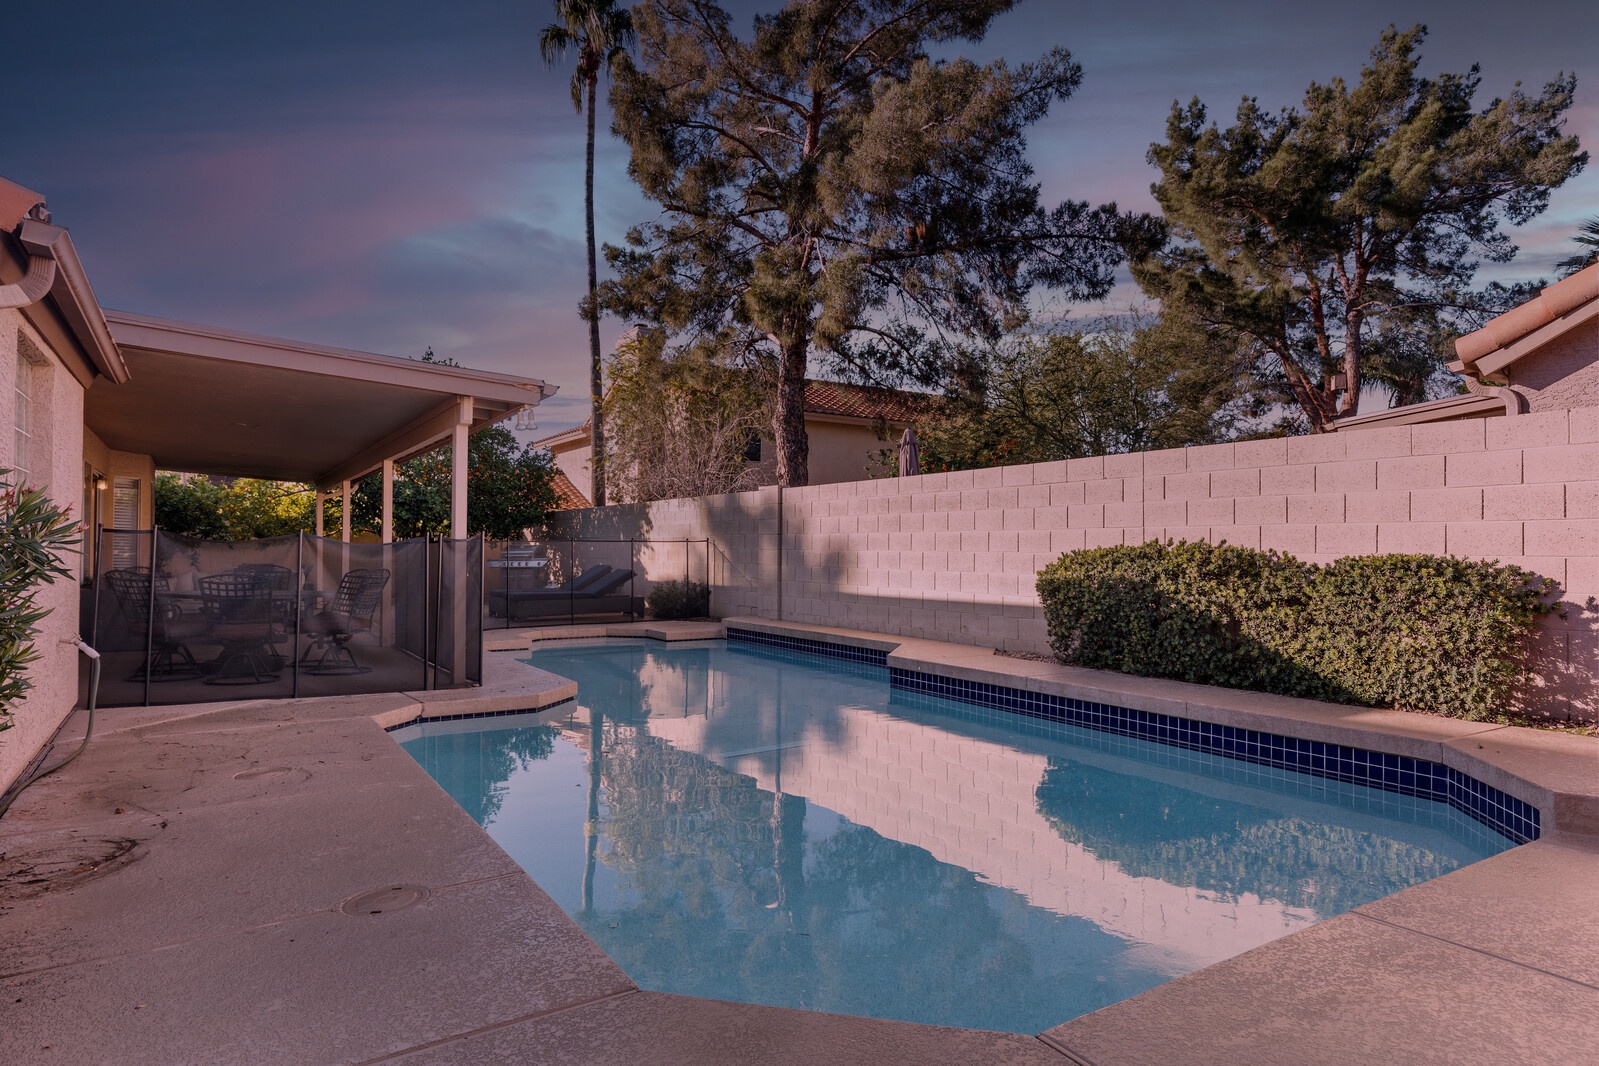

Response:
(0, 640), (101, 820)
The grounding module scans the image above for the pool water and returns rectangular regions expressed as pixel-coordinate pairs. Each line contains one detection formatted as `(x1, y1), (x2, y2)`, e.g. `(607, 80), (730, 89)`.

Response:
(395, 640), (1515, 1034)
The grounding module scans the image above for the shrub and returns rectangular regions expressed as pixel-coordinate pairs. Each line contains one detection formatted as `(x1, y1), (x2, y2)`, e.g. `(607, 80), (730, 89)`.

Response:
(1037, 541), (1559, 721)
(648, 579), (711, 620)
(1, 471), (79, 730)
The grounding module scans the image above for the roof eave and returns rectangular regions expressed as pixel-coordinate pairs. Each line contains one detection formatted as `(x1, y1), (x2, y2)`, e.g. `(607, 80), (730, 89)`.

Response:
(13, 220), (129, 383)
(104, 309), (556, 405)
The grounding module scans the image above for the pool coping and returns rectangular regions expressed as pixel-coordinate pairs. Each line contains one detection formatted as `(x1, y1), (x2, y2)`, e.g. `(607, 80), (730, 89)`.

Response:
(4, 619), (1596, 1063)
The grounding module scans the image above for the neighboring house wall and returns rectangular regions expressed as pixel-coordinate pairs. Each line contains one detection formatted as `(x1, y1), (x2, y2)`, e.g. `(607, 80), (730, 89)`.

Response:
(806, 417), (896, 484)
(1508, 318), (1599, 412)
(549, 440), (592, 502)
(1, 310), (88, 791)
(551, 406), (1599, 719)
(547, 416), (902, 501)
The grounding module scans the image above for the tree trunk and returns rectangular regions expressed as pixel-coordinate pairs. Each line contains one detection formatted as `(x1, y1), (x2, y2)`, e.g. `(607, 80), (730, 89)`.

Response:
(774, 336), (810, 487)
(586, 71), (606, 507)
(1340, 307), (1364, 419)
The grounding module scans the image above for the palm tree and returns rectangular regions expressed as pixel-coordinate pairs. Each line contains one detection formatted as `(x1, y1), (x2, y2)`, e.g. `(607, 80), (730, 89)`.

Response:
(541, 0), (633, 508)
(1556, 216), (1599, 278)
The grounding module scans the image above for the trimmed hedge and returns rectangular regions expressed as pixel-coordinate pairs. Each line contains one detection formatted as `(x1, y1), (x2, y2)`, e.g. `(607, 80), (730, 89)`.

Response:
(648, 579), (711, 620)
(1036, 540), (1559, 721)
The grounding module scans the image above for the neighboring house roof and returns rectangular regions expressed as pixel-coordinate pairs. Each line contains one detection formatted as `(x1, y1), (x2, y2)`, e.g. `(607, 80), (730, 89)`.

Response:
(549, 470), (590, 510)
(530, 422), (592, 451)
(1449, 263), (1599, 380)
(802, 379), (930, 423)
(533, 378), (929, 449)
(1333, 263), (1599, 433)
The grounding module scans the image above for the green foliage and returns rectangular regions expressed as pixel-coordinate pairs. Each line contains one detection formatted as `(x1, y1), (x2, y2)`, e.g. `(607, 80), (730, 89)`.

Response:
(604, 329), (771, 502)
(909, 312), (1253, 473)
(647, 579), (710, 619)
(1136, 25), (1586, 432)
(155, 474), (314, 540)
(1037, 541), (1559, 721)
(602, 0), (1153, 486)
(345, 426), (561, 540)
(1555, 216), (1599, 277)
(155, 427), (557, 543)
(1, 471), (79, 727)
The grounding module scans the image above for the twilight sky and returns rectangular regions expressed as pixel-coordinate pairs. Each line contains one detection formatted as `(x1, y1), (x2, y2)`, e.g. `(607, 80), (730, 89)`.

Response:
(6, 0), (1596, 434)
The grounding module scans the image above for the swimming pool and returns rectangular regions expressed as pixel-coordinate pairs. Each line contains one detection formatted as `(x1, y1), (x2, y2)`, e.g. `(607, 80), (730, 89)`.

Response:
(395, 639), (1517, 1034)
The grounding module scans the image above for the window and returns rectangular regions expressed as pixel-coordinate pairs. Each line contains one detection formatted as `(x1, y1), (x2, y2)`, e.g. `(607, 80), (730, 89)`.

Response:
(110, 476), (142, 569)
(12, 351), (32, 485)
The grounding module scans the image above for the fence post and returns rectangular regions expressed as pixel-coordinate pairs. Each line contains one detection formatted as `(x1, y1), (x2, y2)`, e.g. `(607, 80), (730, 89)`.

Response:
(143, 529), (158, 707)
(292, 533), (303, 699)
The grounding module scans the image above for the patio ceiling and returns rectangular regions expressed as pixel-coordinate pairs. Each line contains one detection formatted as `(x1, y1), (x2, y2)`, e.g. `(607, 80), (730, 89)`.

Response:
(88, 310), (556, 490)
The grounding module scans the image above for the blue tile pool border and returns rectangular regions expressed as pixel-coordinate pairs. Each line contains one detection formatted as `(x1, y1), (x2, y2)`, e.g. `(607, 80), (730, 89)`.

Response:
(725, 627), (889, 666)
(725, 626), (1539, 845)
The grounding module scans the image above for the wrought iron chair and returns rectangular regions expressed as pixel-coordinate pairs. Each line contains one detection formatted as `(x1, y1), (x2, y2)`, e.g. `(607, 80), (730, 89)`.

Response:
(104, 568), (208, 682)
(300, 568), (391, 674)
(199, 573), (285, 685)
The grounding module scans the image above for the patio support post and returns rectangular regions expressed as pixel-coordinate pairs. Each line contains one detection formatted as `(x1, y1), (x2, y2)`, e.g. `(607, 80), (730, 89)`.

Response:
(381, 458), (395, 648)
(340, 480), (352, 543)
(314, 492), (325, 538)
(450, 396), (470, 538)
(381, 459), (394, 543)
(449, 397), (471, 683)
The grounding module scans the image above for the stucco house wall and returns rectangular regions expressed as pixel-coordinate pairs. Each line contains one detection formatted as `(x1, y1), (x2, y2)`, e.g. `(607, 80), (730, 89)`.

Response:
(548, 439), (592, 503)
(549, 406), (1599, 720)
(1509, 317), (1599, 412)
(1, 309), (89, 790)
(805, 417), (896, 484)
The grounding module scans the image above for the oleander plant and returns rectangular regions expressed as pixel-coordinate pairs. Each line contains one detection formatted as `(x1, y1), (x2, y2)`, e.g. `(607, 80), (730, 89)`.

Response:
(1, 470), (79, 730)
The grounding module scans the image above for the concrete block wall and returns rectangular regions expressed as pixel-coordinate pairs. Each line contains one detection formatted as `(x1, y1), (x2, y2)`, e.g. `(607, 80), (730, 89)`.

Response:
(549, 405), (1599, 718)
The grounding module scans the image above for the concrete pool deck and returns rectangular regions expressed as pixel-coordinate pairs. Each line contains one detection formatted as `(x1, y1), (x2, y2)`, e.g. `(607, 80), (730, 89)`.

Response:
(3, 620), (1597, 1064)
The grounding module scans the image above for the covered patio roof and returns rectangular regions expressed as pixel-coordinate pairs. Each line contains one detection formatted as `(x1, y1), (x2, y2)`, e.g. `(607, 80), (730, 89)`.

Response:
(89, 311), (555, 491)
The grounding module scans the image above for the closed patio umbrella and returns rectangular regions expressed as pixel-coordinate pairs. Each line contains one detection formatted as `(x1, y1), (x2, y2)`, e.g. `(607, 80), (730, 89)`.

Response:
(897, 426), (920, 477)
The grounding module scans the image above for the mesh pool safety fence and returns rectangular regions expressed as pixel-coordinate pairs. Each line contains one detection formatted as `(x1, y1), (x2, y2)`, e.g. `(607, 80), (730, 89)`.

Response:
(88, 529), (482, 707)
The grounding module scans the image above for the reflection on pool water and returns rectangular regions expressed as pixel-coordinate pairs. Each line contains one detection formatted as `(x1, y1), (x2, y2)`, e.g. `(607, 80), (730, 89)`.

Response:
(394, 639), (1515, 1034)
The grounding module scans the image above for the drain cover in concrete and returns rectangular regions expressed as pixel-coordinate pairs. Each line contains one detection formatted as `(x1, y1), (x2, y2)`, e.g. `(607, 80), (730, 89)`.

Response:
(340, 884), (431, 916)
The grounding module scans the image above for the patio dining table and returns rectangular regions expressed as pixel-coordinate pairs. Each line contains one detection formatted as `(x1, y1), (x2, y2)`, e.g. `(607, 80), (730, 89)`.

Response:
(155, 583), (332, 683)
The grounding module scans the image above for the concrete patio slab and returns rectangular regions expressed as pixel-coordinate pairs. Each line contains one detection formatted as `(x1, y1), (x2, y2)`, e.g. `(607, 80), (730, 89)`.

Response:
(1043, 909), (1599, 1066)
(387, 990), (1075, 1066)
(1355, 833), (1599, 987)
(4, 873), (632, 1065)
(2, 761), (523, 973)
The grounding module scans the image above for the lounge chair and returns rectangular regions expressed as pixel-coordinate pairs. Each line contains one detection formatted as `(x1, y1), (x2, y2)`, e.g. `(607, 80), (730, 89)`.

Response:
(487, 564), (613, 618)
(491, 566), (639, 622)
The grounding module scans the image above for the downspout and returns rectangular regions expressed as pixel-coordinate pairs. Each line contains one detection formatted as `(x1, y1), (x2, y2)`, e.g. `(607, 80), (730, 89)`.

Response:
(0, 253), (56, 308)
(1484, 385), (1529, 417)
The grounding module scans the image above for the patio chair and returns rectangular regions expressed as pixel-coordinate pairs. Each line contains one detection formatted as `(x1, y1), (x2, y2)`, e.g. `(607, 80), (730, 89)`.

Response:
(300, 568), (391, 674)
(104, 567), (208, 682)
(234, 562), (298, 654)
(199, 573), (285, 685)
